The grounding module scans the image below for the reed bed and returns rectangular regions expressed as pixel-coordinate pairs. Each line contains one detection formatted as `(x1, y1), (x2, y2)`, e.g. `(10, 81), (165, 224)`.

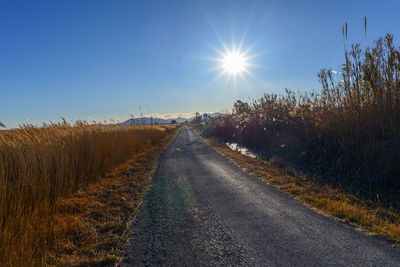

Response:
(208, 33), (400, 203)
(0, 121), (174, 266)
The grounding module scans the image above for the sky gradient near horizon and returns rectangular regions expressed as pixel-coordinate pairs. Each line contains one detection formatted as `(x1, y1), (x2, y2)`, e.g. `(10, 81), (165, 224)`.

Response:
(1, 0), (400, 128)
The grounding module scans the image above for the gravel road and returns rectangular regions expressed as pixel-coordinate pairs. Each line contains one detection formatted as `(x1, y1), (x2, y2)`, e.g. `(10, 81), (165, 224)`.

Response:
(122, 126), (400, 266)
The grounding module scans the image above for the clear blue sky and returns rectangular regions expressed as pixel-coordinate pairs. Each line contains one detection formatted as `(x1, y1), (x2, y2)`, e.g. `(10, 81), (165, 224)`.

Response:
(1, 0), (399, 127)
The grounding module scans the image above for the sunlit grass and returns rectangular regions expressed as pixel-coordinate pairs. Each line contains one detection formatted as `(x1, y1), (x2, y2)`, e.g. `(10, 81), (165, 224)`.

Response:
(0, 121), (177, 266)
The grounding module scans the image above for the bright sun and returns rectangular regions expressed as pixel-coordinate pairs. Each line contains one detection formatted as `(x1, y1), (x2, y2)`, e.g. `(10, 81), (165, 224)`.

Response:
(222, 50), (247, 75)
(208, 40), (258, 86)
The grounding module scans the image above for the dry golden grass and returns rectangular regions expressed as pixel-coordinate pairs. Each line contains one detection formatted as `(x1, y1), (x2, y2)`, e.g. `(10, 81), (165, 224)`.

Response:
(206, 137), (400, 244)
(0, 121), (179, 266)
(46, 126), (180, 266)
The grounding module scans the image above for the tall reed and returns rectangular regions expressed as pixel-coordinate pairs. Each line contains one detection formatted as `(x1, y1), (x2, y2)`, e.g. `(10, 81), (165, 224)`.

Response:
(208, 33), (400, 202)
(0, 121), (172, 266)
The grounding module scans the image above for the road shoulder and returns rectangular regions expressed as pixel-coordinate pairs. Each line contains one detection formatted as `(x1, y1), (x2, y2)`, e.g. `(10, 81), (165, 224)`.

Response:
(203, 136), (400, 245)
(45, 126), (181, 266)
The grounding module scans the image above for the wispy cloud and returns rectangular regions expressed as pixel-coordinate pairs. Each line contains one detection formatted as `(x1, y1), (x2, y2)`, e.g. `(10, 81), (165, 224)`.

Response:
(152, 112), (196, 119)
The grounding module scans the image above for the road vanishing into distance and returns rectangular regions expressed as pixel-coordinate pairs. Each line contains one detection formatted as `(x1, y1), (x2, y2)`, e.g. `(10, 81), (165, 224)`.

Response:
(122, 126), (400, 266)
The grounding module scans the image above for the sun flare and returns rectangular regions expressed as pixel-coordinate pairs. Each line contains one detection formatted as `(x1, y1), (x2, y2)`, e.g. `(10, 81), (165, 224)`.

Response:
(221, 50), (247, 75)
(207, 39), (259, 87)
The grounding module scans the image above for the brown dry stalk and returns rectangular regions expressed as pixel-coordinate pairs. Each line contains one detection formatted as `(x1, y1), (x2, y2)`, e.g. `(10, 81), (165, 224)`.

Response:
(46, 125), (180, 266)
(207, 32), (400, 202)
(0, 122), (179, 266)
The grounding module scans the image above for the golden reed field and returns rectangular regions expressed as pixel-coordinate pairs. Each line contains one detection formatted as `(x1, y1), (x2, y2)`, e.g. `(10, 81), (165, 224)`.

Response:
(0, 121), (177, 266)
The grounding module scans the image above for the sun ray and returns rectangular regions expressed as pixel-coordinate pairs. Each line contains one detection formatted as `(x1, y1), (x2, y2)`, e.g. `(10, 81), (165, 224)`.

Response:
(207, 69), (227, 88)
(207, 44), (256, 88)
(204, 27), (269, 89)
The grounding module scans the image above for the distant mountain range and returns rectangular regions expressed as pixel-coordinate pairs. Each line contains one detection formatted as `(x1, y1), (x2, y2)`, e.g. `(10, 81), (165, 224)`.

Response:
(120, 113), (222, 125)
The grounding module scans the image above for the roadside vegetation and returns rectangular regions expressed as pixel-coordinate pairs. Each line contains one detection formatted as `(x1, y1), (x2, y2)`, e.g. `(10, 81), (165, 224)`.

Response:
(202, 27), (400, 241)
(206, 138), (400, 243)
(0, 121), (179, 266)
(207, 29), (400, 205)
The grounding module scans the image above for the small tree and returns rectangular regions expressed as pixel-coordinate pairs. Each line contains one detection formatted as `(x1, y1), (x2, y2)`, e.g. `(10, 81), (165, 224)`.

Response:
(193, 112), (202, 125)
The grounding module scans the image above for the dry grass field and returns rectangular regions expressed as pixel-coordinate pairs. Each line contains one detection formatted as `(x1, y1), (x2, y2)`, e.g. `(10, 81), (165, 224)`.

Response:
(0, 121), (179, 266)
